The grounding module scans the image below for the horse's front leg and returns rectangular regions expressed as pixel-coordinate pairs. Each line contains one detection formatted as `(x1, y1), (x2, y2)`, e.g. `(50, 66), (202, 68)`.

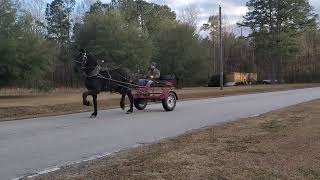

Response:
(126, 91), (134, 114)
(91, 93), (98, 118)
(83, 90), (99, 118)
(82, 91), (90, 106)
(120, 94), (125, 110)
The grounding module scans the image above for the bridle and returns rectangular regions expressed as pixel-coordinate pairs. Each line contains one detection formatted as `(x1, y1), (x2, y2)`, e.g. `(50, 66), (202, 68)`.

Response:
(75, 52), (88, 66)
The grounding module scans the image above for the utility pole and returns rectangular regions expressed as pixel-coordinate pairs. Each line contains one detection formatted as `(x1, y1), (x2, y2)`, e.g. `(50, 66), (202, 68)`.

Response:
(219, 5), (223, 90)
(213, 38), (215, 74)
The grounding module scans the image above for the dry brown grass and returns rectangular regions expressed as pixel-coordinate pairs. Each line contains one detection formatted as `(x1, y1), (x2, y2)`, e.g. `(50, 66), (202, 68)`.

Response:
(0, 84), (319, 121)
(35, 100), (320, 180)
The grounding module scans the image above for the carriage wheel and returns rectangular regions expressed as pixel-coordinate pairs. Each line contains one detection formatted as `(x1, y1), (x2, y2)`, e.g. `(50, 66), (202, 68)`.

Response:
(162, 92), (177, 111)
(134, 98), (148, 110)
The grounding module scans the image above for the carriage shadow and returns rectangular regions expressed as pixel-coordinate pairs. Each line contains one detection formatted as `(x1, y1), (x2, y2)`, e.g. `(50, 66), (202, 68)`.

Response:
(134, 108), (166, 113)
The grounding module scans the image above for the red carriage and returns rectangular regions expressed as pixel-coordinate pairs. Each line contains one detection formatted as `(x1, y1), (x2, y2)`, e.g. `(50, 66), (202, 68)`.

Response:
(132, 75), (178, 111)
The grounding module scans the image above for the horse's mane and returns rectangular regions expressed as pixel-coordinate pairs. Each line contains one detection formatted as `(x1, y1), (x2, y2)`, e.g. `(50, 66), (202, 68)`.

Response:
(87, 52), (99, 63)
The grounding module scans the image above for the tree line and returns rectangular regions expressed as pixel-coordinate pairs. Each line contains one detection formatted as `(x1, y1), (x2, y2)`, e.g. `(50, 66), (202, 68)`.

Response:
(0, 0), (319, 89)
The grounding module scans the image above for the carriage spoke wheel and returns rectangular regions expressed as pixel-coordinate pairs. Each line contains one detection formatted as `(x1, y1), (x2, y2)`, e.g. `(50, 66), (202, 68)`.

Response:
(134, 98), (147, 110)
(162, 92), (177, 111)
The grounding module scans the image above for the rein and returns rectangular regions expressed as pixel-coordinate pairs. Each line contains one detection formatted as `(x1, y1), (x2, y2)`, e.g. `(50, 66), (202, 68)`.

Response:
(76, 52), (143, 88)
(83, 64), (143, 88)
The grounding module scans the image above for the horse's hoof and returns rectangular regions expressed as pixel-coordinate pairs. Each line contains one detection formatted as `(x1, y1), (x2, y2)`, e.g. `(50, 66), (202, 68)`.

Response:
(126, 110), (133, 114)
(90, 114), (97, 118)
(121, 105), (125, 110)
(83, 101), (91, 106)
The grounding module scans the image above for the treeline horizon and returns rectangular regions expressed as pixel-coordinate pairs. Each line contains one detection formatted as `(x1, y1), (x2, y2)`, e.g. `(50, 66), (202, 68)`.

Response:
(0, 0), (319, 89)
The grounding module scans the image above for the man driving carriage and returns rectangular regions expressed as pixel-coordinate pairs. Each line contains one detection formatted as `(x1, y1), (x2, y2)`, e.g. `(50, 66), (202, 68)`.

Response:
(139, 62), (160, 87)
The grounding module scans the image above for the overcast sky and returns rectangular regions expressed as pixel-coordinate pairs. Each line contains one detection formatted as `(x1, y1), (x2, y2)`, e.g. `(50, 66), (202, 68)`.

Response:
(147, 0), (320, 30)
(96, 0), (320, 35)
(73, 1), (320, 26)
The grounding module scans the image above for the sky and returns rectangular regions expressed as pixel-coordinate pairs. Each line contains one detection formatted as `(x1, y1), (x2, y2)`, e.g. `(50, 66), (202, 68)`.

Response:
(145, 0), (320, 24)
(96, 0), (320, 35)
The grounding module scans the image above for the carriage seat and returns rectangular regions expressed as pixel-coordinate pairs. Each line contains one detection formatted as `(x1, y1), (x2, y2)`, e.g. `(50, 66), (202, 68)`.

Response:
(155, 75), (175, 87)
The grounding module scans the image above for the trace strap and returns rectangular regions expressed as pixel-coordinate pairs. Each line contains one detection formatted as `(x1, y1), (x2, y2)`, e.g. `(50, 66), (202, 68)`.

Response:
(96, 73), (144, 88)
(80, 63), (145, 88)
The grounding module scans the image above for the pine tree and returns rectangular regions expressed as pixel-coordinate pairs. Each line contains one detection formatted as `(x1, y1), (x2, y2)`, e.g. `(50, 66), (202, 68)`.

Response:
(45, 0), (75, 45)
(241, 0), (317, 82)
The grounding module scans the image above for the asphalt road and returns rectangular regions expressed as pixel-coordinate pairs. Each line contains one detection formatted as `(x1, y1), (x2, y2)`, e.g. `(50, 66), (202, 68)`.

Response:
(1, 87), (320, 180)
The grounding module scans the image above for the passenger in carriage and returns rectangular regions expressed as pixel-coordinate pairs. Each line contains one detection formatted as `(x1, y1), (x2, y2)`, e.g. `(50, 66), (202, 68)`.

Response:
(139, 62), (160, 87)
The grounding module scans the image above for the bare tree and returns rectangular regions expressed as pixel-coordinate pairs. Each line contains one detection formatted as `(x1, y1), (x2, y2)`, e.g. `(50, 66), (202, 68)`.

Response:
(19, 0), (46, 34)
(180, 4), (199, 28)
(72, 0), (94, 24)
(20, 0), (45, 21)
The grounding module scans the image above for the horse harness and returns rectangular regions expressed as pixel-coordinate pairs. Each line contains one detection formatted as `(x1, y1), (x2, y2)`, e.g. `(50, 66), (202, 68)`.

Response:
(80, 64), (141, 90)
(76, 51), (143, 89)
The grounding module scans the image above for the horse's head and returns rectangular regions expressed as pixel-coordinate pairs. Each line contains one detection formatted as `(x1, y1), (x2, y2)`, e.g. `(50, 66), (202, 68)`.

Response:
(74, 48), (98, 76)
(74, 48), (87, 73)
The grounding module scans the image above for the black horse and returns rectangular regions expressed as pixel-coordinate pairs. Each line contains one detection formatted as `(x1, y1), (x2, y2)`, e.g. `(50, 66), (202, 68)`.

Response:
(74, 49), (134, 118)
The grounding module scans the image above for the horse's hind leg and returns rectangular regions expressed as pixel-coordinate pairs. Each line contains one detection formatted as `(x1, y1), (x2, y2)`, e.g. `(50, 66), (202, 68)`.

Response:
(82, 92), (90, 106)
(120, 94), (125, 110)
